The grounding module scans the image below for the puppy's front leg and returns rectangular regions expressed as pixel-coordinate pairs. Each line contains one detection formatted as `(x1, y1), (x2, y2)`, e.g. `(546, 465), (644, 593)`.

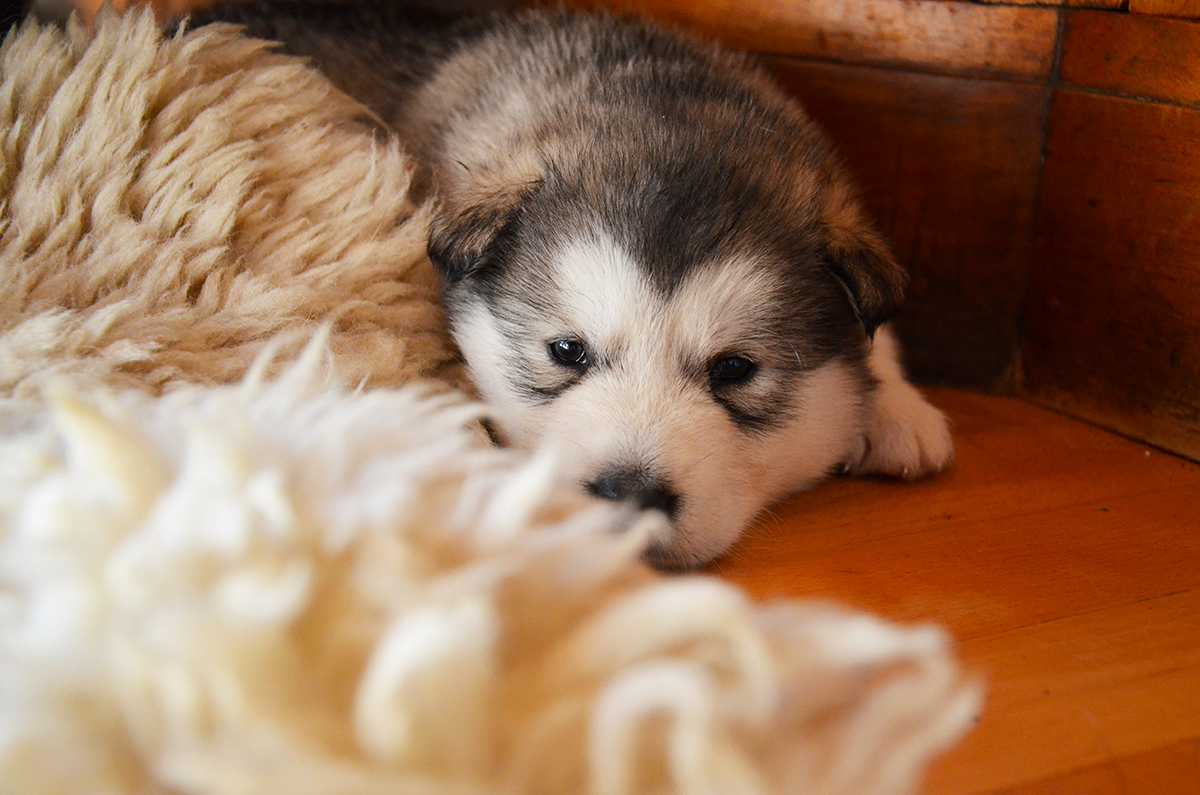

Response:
(849, 325), (954, 479)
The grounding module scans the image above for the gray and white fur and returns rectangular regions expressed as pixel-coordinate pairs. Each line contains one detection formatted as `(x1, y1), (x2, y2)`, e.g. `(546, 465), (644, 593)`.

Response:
(180, 1), (954, 568)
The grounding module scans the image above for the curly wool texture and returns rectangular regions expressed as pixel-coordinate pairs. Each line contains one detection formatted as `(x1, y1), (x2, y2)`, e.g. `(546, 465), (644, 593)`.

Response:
(0, 342), (978, 795)
(0, 9), (462, 395)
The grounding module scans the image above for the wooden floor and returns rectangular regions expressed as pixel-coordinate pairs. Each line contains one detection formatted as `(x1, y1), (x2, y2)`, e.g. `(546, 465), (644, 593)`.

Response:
(712, 389), (1200, 795)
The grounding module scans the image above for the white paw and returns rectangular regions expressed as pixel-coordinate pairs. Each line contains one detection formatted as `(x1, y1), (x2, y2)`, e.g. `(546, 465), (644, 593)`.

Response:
(848, 380), (954, 480)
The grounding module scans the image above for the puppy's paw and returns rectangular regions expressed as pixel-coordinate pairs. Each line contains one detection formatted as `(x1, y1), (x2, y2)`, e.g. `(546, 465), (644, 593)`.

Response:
(848, 381), (954, 479)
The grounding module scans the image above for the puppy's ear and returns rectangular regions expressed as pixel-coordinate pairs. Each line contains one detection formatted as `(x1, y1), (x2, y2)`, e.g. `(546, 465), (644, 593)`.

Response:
(428, 187), (528, 283)
(820, 182), (907, 337)
(427, 154), (542, 283)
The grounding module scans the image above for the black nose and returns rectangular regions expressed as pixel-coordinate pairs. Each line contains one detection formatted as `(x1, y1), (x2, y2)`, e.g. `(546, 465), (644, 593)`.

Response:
(587, 467), (680, 519)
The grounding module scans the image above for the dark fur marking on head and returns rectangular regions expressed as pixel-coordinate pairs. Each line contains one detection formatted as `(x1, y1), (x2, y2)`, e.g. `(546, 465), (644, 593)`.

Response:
(712, 395), (777, 434)
(521, 381), (573, 404)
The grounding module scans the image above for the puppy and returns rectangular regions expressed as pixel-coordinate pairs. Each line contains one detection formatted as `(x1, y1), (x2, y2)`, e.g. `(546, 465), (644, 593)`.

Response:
(180, 1), (954, 568)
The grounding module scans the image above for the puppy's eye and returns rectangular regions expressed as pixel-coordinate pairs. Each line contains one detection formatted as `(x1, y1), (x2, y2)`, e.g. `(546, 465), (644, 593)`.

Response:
(710, 356), (756, 385)
(549, 339), (589, 368)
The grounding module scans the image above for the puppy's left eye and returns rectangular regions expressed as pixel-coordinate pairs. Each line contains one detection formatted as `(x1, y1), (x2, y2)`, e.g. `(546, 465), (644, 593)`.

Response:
(710, 356), (756, 385)
(549, 339), (589, 368)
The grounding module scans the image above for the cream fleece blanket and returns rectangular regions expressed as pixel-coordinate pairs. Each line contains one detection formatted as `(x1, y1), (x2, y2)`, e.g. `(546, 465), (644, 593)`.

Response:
(0, 9), (979, 795)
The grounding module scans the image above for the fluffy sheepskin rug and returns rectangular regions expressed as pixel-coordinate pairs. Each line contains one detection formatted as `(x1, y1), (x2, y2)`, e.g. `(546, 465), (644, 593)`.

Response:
(0, 9), (980, 795)
(0, 6), (462, 395)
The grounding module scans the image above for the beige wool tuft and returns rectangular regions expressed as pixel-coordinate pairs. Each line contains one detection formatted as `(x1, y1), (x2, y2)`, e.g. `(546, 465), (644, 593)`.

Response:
(0, 342), (979, 795)
(0, 8), (462, 395)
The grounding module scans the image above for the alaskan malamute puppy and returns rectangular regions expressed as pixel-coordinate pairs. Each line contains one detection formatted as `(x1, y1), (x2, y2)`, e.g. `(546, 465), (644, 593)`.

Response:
(182, 1), (954, 568)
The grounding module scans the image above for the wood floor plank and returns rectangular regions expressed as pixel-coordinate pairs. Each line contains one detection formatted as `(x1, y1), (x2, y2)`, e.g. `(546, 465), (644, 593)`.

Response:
(715, 390), (1200, 794)
(721, 391), (1198, 554)
(723, 485), (1199, 639)
(716, 391), (1200, 638)
(980, 739), (1200, 795)
(926, 590), (1200, 794)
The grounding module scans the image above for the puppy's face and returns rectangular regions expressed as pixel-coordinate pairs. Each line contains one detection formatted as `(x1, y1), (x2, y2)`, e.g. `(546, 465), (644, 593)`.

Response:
(450, 229), (878, 566)
(427, 138), (904, 567)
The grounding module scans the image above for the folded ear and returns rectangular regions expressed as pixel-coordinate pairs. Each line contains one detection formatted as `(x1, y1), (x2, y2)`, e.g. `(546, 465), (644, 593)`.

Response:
(428, 186), (528, 283)
(426, 153), (542, 284)
(820, 183), (907, 337)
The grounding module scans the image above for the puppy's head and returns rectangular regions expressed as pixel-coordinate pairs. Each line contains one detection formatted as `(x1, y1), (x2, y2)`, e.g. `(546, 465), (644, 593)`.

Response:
(426, 96), (904, 568)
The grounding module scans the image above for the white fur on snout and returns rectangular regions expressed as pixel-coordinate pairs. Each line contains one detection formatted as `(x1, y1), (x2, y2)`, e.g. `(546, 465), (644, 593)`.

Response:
(453, 233), (876, 566)
(538, 237), (782, 564)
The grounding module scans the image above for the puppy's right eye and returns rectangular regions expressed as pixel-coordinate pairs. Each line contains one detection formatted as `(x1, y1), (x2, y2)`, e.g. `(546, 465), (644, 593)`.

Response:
(549, 339), (589, 368)
(709, 355), (756, 385)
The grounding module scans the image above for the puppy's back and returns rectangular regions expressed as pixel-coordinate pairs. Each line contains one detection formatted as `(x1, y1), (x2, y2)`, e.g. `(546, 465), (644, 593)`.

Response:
(176, 1), (495, 126)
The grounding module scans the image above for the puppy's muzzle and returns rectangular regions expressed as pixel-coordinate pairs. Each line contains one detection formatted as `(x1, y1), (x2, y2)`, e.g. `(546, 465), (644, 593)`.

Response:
(587, 466), (680, 520)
